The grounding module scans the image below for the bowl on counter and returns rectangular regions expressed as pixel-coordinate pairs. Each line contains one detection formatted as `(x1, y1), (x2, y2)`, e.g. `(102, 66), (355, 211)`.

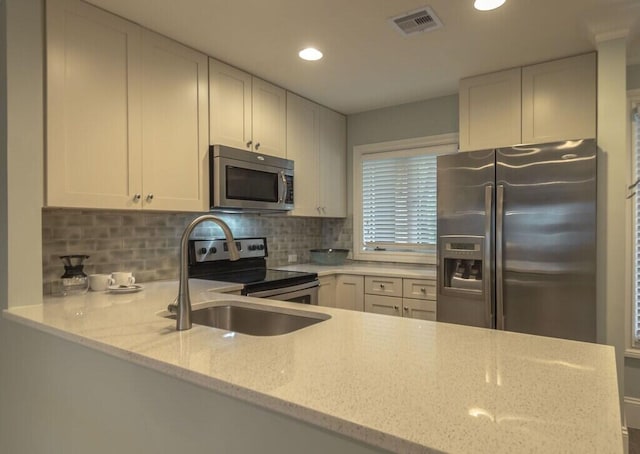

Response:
(309, 249), (349, 266)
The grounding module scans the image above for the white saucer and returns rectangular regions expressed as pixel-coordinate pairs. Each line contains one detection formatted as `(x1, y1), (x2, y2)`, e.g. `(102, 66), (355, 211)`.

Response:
(108, 284), (144, 294)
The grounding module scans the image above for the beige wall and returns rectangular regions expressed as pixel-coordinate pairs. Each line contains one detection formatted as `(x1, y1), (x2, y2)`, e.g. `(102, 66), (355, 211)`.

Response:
(0, 0), (8, 311)
(628, 63), (640, 89)
(1, 0), (43, 309)
(597, 36), (628, 411)
(346, 94), (459, 215)
(626, 62), (640, 403)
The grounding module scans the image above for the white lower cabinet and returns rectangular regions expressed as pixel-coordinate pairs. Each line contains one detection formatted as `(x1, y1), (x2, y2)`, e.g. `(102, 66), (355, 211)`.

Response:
(402, 298), (436, 321)
(364, 294), (401, 317)
(318, 276), (336, 307)
(364, 277), (436, 321)
(335, 275), (364, 311)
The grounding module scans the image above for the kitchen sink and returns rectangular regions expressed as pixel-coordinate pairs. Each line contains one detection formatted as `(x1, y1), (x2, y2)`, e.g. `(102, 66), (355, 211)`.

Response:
(165, 302), (330, 336)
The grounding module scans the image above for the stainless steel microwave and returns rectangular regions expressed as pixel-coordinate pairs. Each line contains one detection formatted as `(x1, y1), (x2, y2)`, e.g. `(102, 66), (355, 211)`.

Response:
(209, 145), (294, 212)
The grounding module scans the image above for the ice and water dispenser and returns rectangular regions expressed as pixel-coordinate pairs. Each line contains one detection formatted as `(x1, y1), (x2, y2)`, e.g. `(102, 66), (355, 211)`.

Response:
(439, 236), (484, 294)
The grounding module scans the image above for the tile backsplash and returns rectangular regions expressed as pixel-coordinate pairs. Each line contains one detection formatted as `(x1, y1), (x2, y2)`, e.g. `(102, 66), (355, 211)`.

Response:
(42, 208), (353, 293)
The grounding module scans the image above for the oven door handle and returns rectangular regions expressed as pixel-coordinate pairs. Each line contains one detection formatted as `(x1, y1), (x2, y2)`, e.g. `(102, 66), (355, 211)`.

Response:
(246, 280), (319, 299)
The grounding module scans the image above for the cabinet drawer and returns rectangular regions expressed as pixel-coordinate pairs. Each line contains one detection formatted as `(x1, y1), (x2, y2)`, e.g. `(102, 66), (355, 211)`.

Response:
(402, 298), (436, 321)
(365, 294), (402, 317)
(365, 276), (403, 297)
(402, 279), (436, 300)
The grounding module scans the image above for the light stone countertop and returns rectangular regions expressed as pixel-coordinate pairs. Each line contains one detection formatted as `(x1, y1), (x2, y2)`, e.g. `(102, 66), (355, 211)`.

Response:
(274, 262), (436, 279)
(3, 279), (622, 453)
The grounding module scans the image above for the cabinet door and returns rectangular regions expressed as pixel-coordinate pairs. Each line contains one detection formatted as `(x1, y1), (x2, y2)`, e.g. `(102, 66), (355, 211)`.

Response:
(365, 295), (402, 317)
(522, 53), (596, 144)
(402, 279), (436, 301)
(140, 31), (209, 211)
(286, 93), (320, 216)
(319, 107), (347, 217)
(252, 77), (287, 158)
(403, 298), (437, 321)
(459, 68), (522, 151)
(209, 59), (253, 151)
(335, 275), (364, 311)
(365, 276), (403, 297)
(318, 276), (336, 307)
(46, 0), (142, 209)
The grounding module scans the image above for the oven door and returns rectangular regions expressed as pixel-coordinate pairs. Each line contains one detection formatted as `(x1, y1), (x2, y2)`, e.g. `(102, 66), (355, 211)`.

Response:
(246, 280), (319, 305)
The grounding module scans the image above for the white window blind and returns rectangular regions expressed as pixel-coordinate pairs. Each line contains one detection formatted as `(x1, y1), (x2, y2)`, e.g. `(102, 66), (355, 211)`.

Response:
(633, 108), (640, 346)
(361, 153), (437, 252)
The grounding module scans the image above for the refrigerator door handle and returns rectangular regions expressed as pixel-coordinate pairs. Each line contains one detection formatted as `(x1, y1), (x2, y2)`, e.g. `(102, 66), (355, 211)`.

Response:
(496, 184), (505, 330)
(484, 184), (494, 328)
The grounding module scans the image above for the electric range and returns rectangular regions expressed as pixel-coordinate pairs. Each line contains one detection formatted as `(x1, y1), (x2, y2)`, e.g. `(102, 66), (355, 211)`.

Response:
(188, 237), (319, 304)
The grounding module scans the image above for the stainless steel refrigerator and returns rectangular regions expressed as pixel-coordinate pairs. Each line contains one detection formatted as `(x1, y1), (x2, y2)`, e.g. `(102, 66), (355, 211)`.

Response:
(436, 139), (596, 342)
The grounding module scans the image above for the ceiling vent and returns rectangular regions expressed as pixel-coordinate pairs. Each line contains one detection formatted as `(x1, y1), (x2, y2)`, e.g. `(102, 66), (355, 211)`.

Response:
(388, 6), (443, 36)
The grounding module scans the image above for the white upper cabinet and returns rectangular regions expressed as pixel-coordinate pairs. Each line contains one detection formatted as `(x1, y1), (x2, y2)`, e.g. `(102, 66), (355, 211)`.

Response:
(208, 59), (253, 151)
(521, 53), (596, 144)
(251, 77), (287, 157)
(209, 59), (287, 158)
(319, 107), (347, 217)
(286, 92), (346, 218)
(140, 30), (209, 212)
(46, 0), (209, 211)
(459, 53), (596, 151)
(459, 68), (522, 151)
(286, 92), (320, 217)
(46, 0), (143, 209)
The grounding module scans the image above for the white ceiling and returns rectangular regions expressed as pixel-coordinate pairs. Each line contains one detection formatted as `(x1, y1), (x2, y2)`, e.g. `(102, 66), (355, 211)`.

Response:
(86, 0), (640, 114)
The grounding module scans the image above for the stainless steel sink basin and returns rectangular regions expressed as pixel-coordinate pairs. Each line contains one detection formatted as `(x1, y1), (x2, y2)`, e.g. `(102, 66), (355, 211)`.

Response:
(165, 302), (330, 336)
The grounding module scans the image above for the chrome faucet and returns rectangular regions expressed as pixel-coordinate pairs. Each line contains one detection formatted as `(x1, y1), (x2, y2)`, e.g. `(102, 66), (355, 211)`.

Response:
(168, 215), (240, 331)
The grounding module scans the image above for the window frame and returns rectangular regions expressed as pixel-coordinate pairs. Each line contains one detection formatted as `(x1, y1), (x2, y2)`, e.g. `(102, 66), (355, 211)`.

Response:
(628, 89), (640, 358)
(352, 133), (458, 264)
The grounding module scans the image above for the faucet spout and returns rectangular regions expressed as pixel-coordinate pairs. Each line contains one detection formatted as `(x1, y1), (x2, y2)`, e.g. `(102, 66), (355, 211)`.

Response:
(172, 215), (239, 330)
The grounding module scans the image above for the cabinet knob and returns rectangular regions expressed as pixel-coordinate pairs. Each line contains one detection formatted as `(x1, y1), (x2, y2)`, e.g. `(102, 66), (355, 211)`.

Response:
(246, 140), (252, 148)
(393, 305), (399, 310)
(404, 306), (409, 311)
(255, 142), (261, 150)
(420, 287), (426, 293)
(133, 194), (141, 202)
(146, 193), (154, 202)
(380, 284), (385, 289)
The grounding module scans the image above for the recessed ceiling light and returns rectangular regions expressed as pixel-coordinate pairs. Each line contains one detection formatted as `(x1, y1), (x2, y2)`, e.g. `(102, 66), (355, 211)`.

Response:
(474, 0), (506, 11)
(298, 47), (323, 61)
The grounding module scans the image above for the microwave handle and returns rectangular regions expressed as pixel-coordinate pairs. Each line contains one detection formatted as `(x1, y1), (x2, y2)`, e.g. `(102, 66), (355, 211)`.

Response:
(279, 171), (287, 203)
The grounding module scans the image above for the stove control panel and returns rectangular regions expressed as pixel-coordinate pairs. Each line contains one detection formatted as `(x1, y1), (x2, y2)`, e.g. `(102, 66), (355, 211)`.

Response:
(191, 237), (267, 263)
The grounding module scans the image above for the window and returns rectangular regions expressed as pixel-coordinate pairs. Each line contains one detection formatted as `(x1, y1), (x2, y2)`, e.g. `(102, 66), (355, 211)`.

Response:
(631, 95), (640, 350)
(353, 134), (458, 264)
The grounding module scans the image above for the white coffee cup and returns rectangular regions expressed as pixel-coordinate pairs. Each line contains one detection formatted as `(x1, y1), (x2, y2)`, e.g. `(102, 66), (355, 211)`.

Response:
(89, 274), (114, 291)
(111, 272), (135, 287)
